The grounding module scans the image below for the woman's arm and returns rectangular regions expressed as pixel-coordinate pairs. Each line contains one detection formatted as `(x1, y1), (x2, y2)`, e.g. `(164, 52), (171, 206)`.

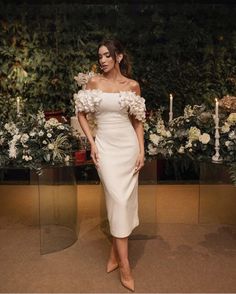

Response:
(130, 81), (145, 173)
(77, 77), (99, 167)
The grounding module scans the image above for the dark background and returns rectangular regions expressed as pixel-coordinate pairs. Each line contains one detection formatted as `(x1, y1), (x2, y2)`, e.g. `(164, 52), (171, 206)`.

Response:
(1, 1), (236, 120)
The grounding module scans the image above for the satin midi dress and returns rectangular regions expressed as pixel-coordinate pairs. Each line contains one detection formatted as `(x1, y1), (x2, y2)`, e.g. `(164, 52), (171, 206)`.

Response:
(74, 89), (146, 238)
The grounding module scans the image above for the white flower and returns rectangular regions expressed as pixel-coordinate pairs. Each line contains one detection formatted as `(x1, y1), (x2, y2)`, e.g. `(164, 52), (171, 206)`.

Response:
(184, 105), (194, 118)
(47, 133), (52, 138)
(21, 133), (29, 144)
(144, 123), (149, 131)
(150, 134), (160, 145)
(43, 140), (47, 145)
(39, 130), (44, 136)
(37, 111), (46, 125)
(148, 144), (158, 155)
(57, 125), (65, 130)
(160, 129), (167, 137)
(199, 133), (210, 144)
(188, 127), (201, 141)
(48, 143), (54, 150)
(178, 146), (185, 154)
(45, 118), (60, 128)
(225, 141), (232, 147)
(22, 155), (32, 161)
(229, 131), (236, 139)
(227, 113), (236, 125)
(29, 131), (36, 137)
(4, 122), (19, 135)
(221, 123), (230, 133)
(64, 155), (70, 162)
(166, 130), (171, 137)
(185, 141), (192, 148)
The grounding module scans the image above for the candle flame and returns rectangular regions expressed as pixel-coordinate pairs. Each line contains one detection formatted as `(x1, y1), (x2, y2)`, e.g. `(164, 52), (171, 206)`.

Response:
(170, 94), (173, 99)
(215, 98), (218, 103)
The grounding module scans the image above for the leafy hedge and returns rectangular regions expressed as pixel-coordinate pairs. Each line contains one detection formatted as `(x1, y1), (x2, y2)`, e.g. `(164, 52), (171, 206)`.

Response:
(1, 3), (236, 119)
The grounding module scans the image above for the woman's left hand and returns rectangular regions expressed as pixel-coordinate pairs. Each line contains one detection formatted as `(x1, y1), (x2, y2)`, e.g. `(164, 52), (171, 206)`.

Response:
(134, 153), (145, 174)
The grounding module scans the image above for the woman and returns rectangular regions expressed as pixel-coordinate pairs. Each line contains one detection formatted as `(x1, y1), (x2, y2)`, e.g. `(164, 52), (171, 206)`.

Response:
(74, 38), (146, 292)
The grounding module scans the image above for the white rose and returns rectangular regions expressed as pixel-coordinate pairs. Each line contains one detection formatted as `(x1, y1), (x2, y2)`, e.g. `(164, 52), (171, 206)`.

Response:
(199, 133), (210, 144)
(47, 133), (52, 138)
(221, 123), (230, 133)
(188, 127), (201, 141)
(39, 130), (44, 136)
(150, 134), (160, 145)
(227, 113), (236, 125)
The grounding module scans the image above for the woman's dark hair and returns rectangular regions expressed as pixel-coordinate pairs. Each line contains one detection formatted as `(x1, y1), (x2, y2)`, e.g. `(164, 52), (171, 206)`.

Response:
(97, 38), (132, 78)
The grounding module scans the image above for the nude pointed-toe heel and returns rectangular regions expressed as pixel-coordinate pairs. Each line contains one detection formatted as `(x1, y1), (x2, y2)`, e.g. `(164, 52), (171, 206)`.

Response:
(106, 261), (119, 273)
(120, 277), (135, 292)
(119, 266), (135, 292)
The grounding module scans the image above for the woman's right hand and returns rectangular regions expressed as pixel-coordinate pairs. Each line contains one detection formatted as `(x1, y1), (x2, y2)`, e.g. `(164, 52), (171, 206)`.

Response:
(90, 143), (99, 168)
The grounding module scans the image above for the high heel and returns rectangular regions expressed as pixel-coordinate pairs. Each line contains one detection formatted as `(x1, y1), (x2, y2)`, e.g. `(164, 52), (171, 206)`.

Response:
(106, 260), (119, 273)
(119, 265), (135, 292)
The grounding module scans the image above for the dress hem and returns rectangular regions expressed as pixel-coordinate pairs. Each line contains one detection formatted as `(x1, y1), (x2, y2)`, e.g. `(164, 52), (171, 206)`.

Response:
(110, 221), (139, 238)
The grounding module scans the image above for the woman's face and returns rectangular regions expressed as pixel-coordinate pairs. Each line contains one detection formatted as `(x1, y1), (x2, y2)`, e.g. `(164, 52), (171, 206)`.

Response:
(98, 45), (115, 73)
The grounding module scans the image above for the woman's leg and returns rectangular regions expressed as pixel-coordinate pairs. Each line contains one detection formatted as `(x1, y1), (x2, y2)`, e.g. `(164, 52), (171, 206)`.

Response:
(106, 237), (119, 272)
(115, 236), (134, 291)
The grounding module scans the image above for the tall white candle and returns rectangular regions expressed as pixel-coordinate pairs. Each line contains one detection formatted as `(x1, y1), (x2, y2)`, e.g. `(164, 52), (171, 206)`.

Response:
(169, 93), (173, 122)
(215, 98), (219, 119)
(170, 93), (173, 113)
(16, 97), (20, 114)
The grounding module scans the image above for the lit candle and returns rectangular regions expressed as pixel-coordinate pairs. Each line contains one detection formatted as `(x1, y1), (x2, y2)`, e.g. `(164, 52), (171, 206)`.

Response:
(215, 98), (219, 119)
(16, 97), (20, 114)
(169, 93), (173, 122)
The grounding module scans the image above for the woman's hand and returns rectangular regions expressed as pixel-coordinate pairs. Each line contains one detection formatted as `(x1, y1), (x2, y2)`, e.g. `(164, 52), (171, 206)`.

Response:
(90, 143), (99, 168)
(134, 152), (145, 174)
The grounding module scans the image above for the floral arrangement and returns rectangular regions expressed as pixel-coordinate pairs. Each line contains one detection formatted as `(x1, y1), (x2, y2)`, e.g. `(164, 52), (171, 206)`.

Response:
(145, 105), (214, 160)
(144, 104), (236, 184)
(0, 111), (79, 170)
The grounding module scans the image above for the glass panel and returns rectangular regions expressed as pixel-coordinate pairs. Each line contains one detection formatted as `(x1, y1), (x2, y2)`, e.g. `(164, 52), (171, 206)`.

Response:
(38, 166), (77, 254)
(199, 162), (236, 224)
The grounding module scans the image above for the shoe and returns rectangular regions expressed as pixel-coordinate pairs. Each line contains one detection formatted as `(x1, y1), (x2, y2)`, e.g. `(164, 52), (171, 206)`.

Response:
(119, 266), (135, 292)
(106, 260), (119, 273)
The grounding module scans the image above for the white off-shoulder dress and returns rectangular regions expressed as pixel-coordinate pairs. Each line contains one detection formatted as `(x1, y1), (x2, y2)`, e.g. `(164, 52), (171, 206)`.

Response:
(74, 89), (146, 238)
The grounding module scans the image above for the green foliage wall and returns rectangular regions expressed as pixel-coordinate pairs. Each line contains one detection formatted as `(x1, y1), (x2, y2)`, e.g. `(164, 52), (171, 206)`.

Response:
(1, 3), (236, 119)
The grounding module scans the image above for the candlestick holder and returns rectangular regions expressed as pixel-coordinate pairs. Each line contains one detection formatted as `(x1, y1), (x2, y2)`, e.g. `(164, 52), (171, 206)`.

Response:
(212, 117), (223, 163)
(169, 111), (173, 122)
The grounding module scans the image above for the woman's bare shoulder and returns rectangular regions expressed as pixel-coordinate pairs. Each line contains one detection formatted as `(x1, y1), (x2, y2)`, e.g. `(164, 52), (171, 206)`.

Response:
(128, 78), (141, 95)
(86, 74), (103, 90)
